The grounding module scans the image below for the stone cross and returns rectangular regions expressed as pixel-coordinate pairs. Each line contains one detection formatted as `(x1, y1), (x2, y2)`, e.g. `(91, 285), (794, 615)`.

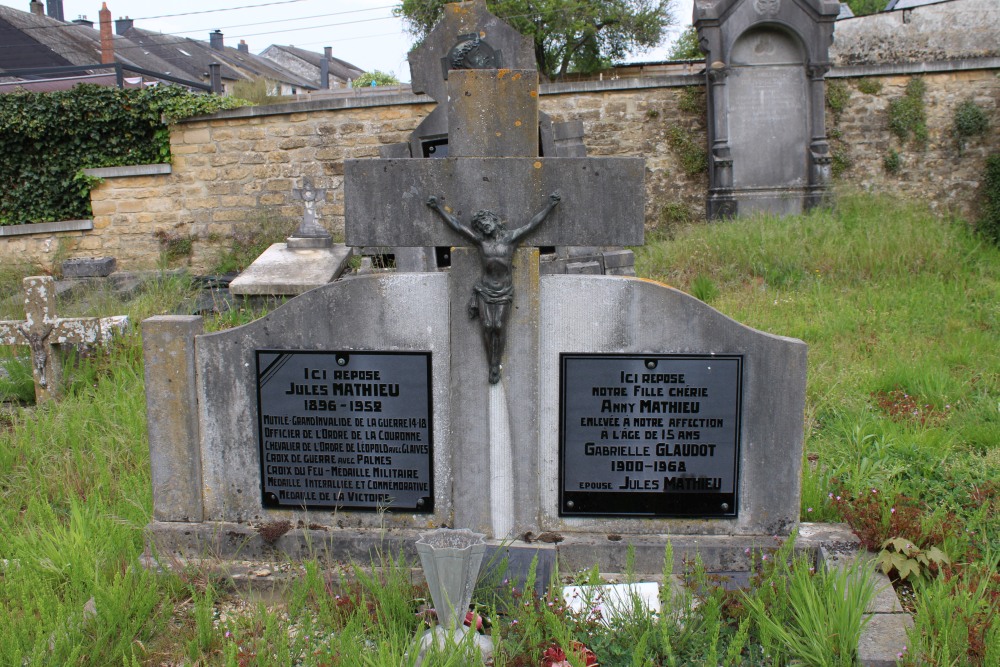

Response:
(287, 178), (332, 249)
(344, 24), (644, 538)
(0, 276), (128, 403)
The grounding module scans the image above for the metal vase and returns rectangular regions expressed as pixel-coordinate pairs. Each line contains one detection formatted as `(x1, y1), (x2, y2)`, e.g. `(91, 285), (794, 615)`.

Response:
(415, 528), (487, 632)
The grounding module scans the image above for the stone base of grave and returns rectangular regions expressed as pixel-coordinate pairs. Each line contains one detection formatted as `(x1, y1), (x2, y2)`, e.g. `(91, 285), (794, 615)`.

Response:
(143, 521), (858, 575)
(724, 188), (819, 219)
(228, 243), (353, 296)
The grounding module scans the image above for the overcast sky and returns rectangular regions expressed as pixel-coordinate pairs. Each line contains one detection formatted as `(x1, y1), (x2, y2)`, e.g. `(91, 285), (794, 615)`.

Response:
(2, 0), (695, 82)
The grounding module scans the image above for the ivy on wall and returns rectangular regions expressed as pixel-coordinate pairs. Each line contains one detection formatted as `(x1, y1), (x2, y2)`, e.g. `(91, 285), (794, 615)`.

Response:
(0, 85), (248, 226)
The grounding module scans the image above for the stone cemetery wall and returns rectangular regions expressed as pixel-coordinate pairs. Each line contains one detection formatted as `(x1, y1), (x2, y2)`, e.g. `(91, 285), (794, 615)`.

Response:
(830, 0), (1000, 66)
(0, 64), (997, 271)
(826, 67), (1000, 212)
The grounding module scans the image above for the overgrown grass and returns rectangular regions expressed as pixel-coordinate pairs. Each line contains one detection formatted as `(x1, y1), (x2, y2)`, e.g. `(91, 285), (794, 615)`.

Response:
(0, 192), (997, 664)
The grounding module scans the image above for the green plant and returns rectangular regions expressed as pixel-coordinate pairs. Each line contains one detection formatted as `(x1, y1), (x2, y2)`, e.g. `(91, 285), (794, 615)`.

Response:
(690, 274), (718, 302)
(831, 146), (853, 178)
(211, 211), (298, 274)
(0, 352), (35, 403)
(980, 154), (1000, 245)
(826, 80), (850, 120)
(0, 85), (250, 225)
(883, 148), (902, 174)
(396, 0), (675, 80)
(665, 125), (707, 176)
(742, 549), (879, 667)
(353, 70), (401, 87)
(856, 78), (883, 95)
(876, 537), (950, 582)
(845, 0), (885, 15)
(954, 99), (989, 155)
(668, 26), (704, 61)
(154, 229), (194, 264)
(677, 86), (706, 116)
(888, 77), (928, 147)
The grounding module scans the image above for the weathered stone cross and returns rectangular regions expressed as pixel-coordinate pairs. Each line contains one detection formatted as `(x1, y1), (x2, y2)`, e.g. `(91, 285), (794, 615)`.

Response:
(0, 276), (128, 403)
(343, 13), (646, 537)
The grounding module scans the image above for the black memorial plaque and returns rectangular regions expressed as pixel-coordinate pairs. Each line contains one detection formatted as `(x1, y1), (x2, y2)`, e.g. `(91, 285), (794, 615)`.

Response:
(256, 351), (433, 512)
(560, 354), (742, 517)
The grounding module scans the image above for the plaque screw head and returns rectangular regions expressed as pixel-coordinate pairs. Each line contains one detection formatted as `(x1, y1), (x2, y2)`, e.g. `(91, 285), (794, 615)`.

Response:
(566, 500), (575, 509)
(721, 503), (729, 511)
(416, 498), (425, 507)
(645, 360), (657, 369)
(337, 356), (347, 366)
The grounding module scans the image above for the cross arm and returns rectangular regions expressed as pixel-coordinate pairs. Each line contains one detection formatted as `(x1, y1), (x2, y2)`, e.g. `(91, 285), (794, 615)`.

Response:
(345, 157), (645, 248)
(51, 315), (129, 345)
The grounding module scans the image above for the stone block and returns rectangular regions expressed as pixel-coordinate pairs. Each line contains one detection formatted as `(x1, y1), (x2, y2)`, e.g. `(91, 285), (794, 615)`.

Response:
(565, 260), (603, 274)
(858, 613), (913, 667)
(602, 249), (635, 270)
(229, 243), (351, 296)
(142, 316), (204, 522)
(61, 257), (116, 278)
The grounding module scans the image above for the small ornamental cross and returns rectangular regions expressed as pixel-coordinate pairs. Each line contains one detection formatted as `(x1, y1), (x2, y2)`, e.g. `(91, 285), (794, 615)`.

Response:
(288, 178), (332, 248)
(0, 276), (128, 403)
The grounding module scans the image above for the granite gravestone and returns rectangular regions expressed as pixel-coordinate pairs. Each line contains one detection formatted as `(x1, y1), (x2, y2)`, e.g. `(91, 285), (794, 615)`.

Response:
(142, 1), (807, 574)
(694, 0), (840, 218)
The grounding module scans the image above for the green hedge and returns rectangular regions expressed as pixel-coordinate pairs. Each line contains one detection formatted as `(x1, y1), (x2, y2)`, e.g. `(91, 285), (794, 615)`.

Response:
(0, 85), (248, 225)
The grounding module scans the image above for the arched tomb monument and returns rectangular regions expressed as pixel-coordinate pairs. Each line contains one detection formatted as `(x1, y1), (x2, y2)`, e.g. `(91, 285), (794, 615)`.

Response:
(695, 0), (840, 218)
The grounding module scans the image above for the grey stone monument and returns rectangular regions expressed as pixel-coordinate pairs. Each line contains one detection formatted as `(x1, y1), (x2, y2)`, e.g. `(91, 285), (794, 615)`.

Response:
(141, 0), (808, 576)
(694, 0), (840, 218)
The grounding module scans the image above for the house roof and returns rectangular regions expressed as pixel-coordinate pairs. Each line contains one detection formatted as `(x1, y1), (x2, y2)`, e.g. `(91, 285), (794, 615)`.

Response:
(265, 44), (364, 83)
(118, 27), (244, 82)
(120, 27), (318, 90)
(0, 5), (201, 84)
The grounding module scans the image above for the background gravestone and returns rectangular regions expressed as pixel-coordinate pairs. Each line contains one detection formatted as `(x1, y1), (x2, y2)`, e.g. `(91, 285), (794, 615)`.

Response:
(694, 0), (840, 218)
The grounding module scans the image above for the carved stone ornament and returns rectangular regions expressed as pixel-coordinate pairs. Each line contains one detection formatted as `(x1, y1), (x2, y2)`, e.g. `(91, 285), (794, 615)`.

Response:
(446, 33), (500, 71)
(753, 0), (781, 17)
(18, 323), (53, 387)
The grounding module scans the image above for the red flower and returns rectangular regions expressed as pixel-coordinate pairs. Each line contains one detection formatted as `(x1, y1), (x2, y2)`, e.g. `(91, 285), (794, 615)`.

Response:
(541, 641), (598, 666)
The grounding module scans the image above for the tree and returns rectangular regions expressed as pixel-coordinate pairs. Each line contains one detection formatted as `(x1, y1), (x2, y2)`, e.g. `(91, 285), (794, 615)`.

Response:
(845, 0), (884, 16)
(667, 26), (703, 60)
(395, 0), (676, 80)
(353, 70), (401, 87)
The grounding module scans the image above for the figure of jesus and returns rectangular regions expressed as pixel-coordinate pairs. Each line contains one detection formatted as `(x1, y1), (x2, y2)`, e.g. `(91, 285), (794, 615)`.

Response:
(427, 192), (561, 384)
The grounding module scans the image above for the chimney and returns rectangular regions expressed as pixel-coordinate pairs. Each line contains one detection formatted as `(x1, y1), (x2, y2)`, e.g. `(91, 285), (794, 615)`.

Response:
(238, 39), (249, 53)
(209, 30), (224, 51)
(324, 46), (332, 59)
(99, 3), (114, 64)
(30, 1), (44, 16)
(320, 46), (332, 88)
(115, 16), (133, 35)
(46, 0), (64, 21)
(72, 16), (94, 28)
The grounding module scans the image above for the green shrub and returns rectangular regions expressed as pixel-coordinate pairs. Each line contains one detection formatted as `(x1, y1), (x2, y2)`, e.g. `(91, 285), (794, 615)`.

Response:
(353, 70), (400, 87)
(883, 148), (902, 174)
(856, 78), (883, 95)
(665, 125), (707, 176)
(831, 146), (853, 178)
(0, 85), (249, 226)
(678, 86), (705, 116)
(888, 78), (928, 147)
(954, 99), (989, 155)
(979, 154), (1000, 245)
(826, 80), (850, 120)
